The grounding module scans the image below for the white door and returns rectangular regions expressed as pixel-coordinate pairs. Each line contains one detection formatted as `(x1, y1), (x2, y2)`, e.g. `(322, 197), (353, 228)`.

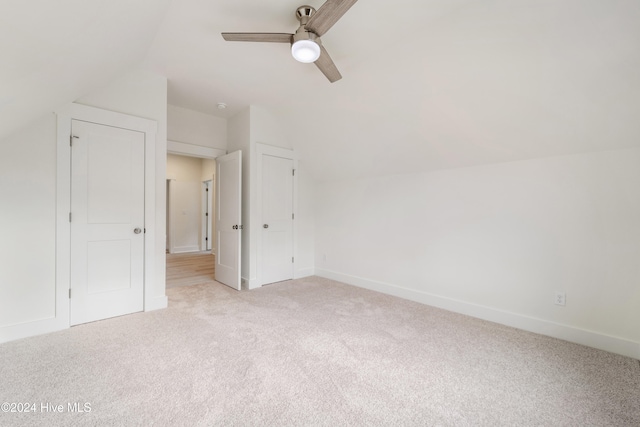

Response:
(261, 154), (294, 284)
(70, 120), (145, 325)
(215, 151), (242, 290)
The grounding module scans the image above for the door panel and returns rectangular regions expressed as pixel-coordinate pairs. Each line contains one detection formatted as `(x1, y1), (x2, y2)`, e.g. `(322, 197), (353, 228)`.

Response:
(261, 154), (294, 284)
(215, 151), (242, 290)
(87, 136), (134, 223)
(87, 240), (131, 294)
(70, 120), (145, 325)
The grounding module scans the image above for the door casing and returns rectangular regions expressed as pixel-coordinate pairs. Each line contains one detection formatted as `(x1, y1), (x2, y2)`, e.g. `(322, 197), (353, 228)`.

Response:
(56, 103), (159, 329)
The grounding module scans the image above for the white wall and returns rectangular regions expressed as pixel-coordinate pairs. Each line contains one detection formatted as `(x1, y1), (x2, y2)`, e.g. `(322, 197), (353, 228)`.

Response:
(0, 115), (57, 331)
(76, 67), (168, 308)
(227, 105), (314, 288)
(167, 154), (204, 181)
(227, 108), (252, 285)
(168, 104), (226, 150)
(166, 105), (224, 254)
(315, 148), (640, 359)
(201, 159), (216, 182)
(0, 68), (167, 343)
(293, 160), (315, 278)
(167, 154), (205, 253)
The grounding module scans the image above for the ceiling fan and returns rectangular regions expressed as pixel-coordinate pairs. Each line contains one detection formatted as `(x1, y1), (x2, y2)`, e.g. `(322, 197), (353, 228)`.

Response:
(221, 0), (358, 83)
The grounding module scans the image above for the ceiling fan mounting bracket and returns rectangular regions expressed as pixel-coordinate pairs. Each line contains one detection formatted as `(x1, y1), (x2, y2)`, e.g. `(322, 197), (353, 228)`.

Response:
(295, 5), (316, 25)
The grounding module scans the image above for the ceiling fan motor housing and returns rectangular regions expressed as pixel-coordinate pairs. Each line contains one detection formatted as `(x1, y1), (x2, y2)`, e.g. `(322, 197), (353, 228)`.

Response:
(292, 5), (321, 63)
(293, 26), (320, 45)
(293, 5), (320, 46)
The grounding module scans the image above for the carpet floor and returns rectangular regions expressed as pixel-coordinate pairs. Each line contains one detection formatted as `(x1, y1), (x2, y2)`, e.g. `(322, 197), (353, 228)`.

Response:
(1, 276), (638, 426)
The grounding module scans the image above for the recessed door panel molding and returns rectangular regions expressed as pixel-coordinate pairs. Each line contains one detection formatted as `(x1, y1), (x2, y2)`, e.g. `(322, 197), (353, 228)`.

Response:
(87, 133), (136, 224)
(87, 240), (132, 294)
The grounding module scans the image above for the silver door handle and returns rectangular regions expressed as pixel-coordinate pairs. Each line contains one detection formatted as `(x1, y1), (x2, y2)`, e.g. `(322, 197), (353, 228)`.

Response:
(134, 228), (142, 234)
(263, 224), (269, 229)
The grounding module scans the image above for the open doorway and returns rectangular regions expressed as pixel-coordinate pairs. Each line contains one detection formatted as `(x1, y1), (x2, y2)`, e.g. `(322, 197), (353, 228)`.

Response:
(166, 153), (218, 289)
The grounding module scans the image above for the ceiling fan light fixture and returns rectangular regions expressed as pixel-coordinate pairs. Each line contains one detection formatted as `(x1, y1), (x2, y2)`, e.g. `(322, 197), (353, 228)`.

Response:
(291, 39), (320, 63)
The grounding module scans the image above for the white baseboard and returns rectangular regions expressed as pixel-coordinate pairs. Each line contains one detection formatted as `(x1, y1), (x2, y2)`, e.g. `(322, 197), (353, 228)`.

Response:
(316, 268), (640, 360)
(245, 277), (261, 290)
(0, 316), (68, 345)
(145, 295), (168, 311)
(170, 245), (201, 254)
(295, 268), (315, 279)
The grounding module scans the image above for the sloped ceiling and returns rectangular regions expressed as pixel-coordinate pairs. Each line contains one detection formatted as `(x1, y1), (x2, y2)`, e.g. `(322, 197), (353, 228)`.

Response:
(3, 0), (640, 182)
(0, 0), (170, 139)
(144, 0), (640, 181)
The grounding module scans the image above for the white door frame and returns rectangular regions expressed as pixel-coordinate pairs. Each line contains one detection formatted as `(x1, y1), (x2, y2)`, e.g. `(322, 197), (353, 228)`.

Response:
(202, 180), (213, 251)
(255, 143), (297, 287)
(56, 103), (158, 328)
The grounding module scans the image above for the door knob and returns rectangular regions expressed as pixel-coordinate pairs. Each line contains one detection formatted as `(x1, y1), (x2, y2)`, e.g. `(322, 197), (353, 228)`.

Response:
(134, 228), (142, 234)
(263, 224), (269, 229)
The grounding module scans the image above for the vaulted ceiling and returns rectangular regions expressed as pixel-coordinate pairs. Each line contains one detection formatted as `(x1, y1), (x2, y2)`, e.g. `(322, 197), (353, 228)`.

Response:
(4, 0), (640, 181)
(1, 0), (170, 139)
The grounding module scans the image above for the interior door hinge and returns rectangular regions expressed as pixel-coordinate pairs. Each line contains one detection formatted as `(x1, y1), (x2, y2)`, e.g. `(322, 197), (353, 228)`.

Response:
(69, 212), (72, 222)
(292, 213), (294, 220)
(69, 289), (71, 299)
(292, 257), (294, 263)
(292, 169), (295, 176)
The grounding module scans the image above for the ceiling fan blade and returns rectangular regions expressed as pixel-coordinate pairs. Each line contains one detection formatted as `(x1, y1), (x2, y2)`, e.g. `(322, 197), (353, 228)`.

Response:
(305, 0), (358, 36)
(315, 45), (342, 83)
(221, 33), (293, 43)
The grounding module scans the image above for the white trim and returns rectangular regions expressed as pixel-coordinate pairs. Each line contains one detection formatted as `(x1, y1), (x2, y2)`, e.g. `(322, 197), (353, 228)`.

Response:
(255, 143), (298, 287)
(201, 180), (213, 252)
(145, 295), (169, 311)
(315, 268), (640, 360)
(171, 246), (202, 254)
(294, 268), (315, 279)
(167, 140), (226, 159)
(244, 277), (260, 290)
(52, 103), (160, 335)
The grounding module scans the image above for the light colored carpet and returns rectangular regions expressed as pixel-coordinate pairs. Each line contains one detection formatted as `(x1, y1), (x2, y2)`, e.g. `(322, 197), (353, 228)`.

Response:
(1, 276), (638, 426)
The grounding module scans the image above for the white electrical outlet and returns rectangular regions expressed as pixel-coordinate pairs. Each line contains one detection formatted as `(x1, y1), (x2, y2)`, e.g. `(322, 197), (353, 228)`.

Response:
(554, 291), (566, 306)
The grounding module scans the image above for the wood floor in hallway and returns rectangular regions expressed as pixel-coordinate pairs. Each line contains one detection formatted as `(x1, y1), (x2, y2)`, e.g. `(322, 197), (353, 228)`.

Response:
(166, 251), (216, 289)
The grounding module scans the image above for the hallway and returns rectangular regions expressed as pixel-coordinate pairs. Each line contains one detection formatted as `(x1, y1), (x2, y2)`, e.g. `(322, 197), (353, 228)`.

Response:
(166, 252), (216, 289)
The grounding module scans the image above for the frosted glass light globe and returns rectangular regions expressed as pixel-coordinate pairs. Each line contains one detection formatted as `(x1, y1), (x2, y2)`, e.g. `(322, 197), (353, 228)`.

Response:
(291, 40), (321, 63)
